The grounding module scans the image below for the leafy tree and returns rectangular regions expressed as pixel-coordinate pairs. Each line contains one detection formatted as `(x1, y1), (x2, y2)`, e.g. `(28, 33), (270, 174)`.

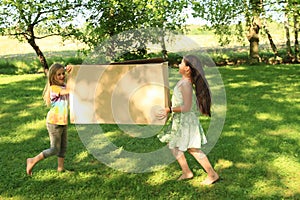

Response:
(291, 0), (300, 61)
(266, 0), (299, 62)
(263, 0), (299, 62)
(0, 0), (189, 68)
(142, 0), (188, 59)
(72, 0), (188, 62)
(75, 0), (150, 61)
(283, 1), (293, 59)
(246, 0), (263, 62)
(190, 0), (299, 63)
(190, 0), (263, 61)
(0, 0), (84, 74)
(190, 0), (246, 45)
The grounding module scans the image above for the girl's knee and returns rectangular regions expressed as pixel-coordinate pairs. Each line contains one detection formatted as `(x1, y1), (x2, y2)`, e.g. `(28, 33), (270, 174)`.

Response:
(57, 150), (66, 158)
(43, 147), (59, 158)
(188, 148), (200, 154)
(188, 148), (207, 159)
(58, 146), (67, 157)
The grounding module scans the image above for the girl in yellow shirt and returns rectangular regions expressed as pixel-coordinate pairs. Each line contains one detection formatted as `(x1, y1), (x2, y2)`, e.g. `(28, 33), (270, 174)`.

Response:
(26, 63), (72, 175)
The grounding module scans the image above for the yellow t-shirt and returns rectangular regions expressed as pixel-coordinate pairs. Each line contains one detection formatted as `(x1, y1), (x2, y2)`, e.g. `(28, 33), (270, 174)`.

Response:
(46, 85), (69, 125)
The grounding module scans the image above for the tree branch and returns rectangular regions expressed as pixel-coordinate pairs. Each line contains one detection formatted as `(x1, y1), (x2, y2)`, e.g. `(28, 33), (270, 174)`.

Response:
(4, 32), (68, 40)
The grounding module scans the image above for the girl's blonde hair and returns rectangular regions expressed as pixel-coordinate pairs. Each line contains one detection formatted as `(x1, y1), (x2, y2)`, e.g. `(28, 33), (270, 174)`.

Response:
(42, 63), (65, 107)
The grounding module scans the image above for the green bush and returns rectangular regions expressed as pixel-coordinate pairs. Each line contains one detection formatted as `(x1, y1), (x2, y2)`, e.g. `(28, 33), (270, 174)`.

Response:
(0, 55), (84, 75)
(166, 52), (182, 67)
(48, 57), (83, 67)
(0, 58), (41, 75)
(0, 60), (18, 74)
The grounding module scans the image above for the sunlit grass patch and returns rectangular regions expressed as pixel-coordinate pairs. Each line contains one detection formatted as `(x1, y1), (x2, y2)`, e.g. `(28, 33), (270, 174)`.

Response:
(74, 151), (90, 163)
(255, 112), (283, 121)
(267, 126), (299, 137)
(254, 156), (300, 197)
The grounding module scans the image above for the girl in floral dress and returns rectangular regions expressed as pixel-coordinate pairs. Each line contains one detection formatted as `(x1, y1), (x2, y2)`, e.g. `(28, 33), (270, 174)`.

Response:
(158, 55), (219, 185)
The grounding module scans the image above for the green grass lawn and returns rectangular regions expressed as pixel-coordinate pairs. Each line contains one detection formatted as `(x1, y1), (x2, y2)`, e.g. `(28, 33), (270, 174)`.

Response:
(0, 64), (299, 200)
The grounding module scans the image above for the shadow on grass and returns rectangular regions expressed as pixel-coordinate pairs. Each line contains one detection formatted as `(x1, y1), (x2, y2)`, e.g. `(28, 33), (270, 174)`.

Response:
(211, 64), (300, 198)
(0, 64), (299, 199)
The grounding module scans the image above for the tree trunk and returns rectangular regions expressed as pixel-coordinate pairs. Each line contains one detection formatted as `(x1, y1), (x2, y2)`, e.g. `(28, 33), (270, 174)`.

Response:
(284, 16), (293, 59)
(260, 0), (278, 60)
(294, 14), (299, 62)
(159, 29), (168, 60)
(284, 3), (293, 59)
(23, 24), (49, 75)
(263, 23), (278, 57)
(247, 17), (262, 62)
(27, 37), (49, 75)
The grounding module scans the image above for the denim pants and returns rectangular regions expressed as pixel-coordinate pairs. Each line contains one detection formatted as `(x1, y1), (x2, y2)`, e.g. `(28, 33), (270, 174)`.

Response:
(42, 123), (67, 158)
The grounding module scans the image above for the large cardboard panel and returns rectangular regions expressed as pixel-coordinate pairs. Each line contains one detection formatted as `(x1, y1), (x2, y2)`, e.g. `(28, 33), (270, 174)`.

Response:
(68, 62), (169, 124)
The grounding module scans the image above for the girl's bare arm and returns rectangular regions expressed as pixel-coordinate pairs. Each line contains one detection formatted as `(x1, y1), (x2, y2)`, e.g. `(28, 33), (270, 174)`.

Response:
(60, 65), (73, 95)
(175, 82), (192, 113)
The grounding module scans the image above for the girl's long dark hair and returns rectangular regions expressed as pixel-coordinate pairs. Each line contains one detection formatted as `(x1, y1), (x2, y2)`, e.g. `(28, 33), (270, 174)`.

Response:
(184, 55), (211, 117)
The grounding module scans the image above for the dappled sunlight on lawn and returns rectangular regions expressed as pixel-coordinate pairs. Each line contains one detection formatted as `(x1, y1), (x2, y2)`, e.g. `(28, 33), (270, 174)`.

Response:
(251, 179), (284, 198)
(0, 118), (45, 144)
(266, 126), (299, 136)
(214, 64), (299, 198)
(146, 170), (174, 185)
(74, 151), (90, 163)
(0, 64), (299, 199)
(245, 155), (300, 198)
(215, 159), (233, 170)
(234, 162), (253, 169)
(255, 113), (283, 121)
(270, 156), (300, 194)
(228, 80), (266, 89)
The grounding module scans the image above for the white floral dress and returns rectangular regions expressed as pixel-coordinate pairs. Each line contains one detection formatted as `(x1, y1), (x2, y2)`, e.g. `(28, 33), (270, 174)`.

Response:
(158, 79), (207, 151)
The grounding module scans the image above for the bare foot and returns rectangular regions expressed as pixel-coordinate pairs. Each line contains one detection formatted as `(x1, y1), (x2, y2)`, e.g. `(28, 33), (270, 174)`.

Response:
(26, 158), (34, 176)
(57, 168), (64, 172)
(177, 173), (194, 181)
(201, 173), (219, 185)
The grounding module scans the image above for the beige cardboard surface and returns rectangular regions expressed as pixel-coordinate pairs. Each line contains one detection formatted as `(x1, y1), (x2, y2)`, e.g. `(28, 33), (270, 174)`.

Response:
(68, 62), (169, 124)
